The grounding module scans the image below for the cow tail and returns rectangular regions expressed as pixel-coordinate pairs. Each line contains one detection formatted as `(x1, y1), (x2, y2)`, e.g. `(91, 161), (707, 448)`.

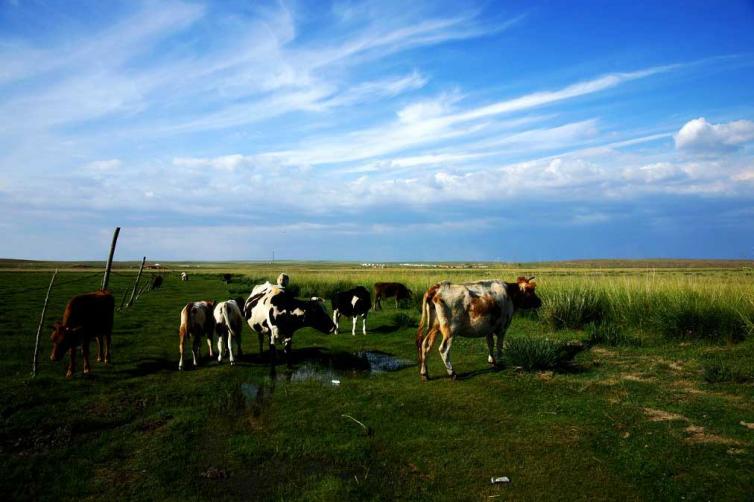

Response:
(222, 303), (234, 339)
(416, 287), (433, 362)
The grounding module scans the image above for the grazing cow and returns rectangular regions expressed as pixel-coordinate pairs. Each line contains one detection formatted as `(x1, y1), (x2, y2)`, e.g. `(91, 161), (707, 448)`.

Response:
(331, 286), (371, 335)
(243, 280), (285, 354)
(178, 301), (216, 370)
(277, 273), (289, 287)
(246, 286), (335, 368)
(50, 290), (114, 378)
(214, 300), (244, 365)
(374, 282), (412, 310)
(416, 277), (541, 381)
(181, 272), (188, 281)
(151, 275), (163, 290)
(222, 273), (232, 284)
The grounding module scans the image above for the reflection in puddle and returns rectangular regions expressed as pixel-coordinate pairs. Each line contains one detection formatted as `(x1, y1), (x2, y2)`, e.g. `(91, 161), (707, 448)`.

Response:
(277, 350), (413, 383)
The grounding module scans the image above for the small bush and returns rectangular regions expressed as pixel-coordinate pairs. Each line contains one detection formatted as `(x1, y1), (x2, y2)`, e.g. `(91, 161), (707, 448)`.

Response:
(390, 312), (417, 328)
(703, 357), (752, 383)
(539, 288), (607, 329)
(586, 322), (639, 347)
(504, 337), (585, 371)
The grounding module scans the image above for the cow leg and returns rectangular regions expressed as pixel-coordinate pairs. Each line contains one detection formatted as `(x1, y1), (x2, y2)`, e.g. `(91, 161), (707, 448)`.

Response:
(227, 332), (235, 366)
(438, 325), (456, 379)
(351, 316), (357, 336)
(419, 326), (439, 381)
(66, 347), (76, 378)
(283, 337), (293, 368)
(395, 297), (399, 308)
(362, 312), (368, 335)
(104, 333), (111, 365)
(178, 334), (186, 370)
(82, 342), (92, 375)
(217, 332), (225, 363)
(333, 310), (340, 334)
(206, 334), (214, 358)
(486, 333), (496, 365)
(95, 337), (103, 362)
(191, 335), (200, 367)
(235, 326), (243, 357)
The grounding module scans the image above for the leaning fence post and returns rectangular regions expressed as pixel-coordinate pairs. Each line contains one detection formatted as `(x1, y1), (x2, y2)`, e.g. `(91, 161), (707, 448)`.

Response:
(32, 269), (58, 377)
(127, 256), (146, 307)
(102, 227), (121, 290)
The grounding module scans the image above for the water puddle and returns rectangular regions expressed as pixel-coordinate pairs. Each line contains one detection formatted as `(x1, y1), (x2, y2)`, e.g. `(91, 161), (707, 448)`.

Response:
(270, 349), (412, 384)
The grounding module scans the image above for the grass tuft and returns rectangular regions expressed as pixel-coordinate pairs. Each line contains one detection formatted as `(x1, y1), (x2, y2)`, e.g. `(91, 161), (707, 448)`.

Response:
(586, 322), (640, 347)
(539, 288), (607, 329)
(702, 356), (752, 383)
(504, 337), (585, 371)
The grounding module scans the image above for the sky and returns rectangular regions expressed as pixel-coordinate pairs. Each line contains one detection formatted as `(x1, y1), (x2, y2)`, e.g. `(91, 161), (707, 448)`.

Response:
(1, 0), (754, 262)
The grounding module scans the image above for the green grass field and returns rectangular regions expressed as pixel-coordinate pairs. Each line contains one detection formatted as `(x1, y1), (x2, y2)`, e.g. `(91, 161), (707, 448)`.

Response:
(1, 261), (753, 501)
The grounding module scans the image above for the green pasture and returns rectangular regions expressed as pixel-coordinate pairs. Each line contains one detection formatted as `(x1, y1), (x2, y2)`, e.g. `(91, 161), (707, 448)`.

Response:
(0, 262), (752, 501)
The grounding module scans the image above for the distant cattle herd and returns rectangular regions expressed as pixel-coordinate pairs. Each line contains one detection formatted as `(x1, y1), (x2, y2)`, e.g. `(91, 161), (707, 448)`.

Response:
(49, 271), (541, 380)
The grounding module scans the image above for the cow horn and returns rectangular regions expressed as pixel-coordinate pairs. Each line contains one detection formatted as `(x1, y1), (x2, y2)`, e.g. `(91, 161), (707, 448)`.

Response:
(528, 276), (536, 281)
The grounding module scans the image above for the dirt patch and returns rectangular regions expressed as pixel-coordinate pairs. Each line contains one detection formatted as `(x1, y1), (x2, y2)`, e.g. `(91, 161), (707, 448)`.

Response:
(622, 373), (655, 383)
(591, 347), (617, 357)
(739, 421), (754, 430)
(684, 425), (741, 445)
(727, 448), (747, 455)
(536, 371), (554, 381)
(643, 408), (688, 422)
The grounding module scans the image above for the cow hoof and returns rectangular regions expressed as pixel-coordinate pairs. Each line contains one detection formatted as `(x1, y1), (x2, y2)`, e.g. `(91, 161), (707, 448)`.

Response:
(420, 374), (428, 382)
(450, 372), (457, 381)
(230, 361), (236, 366)
(66, 371), (73, 379)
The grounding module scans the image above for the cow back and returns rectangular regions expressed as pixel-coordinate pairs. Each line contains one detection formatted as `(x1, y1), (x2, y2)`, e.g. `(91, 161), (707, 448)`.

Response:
(61, 291), (115, 335)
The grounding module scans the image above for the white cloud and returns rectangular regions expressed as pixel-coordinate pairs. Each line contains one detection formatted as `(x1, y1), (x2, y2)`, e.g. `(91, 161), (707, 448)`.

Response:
(674, 117), (754, 153)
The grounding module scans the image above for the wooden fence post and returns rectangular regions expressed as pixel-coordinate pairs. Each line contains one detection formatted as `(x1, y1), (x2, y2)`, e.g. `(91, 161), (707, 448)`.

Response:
(32, 270), (58, 377)
(102, 227), (120, 290)
(127, 256), (146, 307)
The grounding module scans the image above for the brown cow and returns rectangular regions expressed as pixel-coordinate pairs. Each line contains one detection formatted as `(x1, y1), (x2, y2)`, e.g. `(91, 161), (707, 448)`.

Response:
(50, 290), (114, 378)
(373, 282), (412, 310)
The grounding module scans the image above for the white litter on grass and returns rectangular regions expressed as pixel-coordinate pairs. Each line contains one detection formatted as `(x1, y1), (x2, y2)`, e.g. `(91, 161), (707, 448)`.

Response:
(331, 379), (341, 385)
(491, 476), (510, 484)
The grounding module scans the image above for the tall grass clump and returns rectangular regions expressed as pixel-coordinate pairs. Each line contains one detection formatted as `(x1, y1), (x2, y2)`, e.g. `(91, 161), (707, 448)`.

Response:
(651, 291), (752, 342)
(703, 356), (752, 383)
(538, 287), (607, 329)
(504, 337), (585, 371)
(585, 322), (640, 347)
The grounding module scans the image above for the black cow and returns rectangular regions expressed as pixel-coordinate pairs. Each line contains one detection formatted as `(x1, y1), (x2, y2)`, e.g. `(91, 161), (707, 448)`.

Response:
(374, 282), (412, 310)
(246, 287), (335, 368)
(151, 275), (163, 290)
(331, 286), (371, 335)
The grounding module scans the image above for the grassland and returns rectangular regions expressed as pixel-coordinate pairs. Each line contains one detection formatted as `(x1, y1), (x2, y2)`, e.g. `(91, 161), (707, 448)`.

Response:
(1, 261), (752, 501)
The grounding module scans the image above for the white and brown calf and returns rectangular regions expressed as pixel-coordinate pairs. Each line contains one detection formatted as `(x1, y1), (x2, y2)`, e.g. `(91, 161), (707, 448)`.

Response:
(416, 277), (541, 381)
(213, 299), (244, 365)
(178, 300), (215, 370)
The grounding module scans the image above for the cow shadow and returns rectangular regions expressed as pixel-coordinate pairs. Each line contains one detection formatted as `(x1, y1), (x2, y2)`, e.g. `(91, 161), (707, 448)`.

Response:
(119, 356), (175, 377)
(452, 365), (503, 381)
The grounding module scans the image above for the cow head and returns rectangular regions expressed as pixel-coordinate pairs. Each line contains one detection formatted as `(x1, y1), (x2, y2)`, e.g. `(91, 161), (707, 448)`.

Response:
(307, 297), (337, 334)
(512, 276), (542, 310)
(49, 322), (80, 361)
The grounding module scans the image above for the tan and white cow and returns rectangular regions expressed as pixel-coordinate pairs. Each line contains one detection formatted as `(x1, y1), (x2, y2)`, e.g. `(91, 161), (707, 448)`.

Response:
(213, 299), (244, 365)
(416, 277), (541, 381)
(178, 300), (215, 370)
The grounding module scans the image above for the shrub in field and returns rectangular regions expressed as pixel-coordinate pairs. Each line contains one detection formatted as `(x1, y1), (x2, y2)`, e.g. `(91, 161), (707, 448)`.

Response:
(504, 337), (585, 371)
(538, 288), (607, 329)
(652, 293), (752, 342)
(586, 322), (639, 347)
(703, 357), (752, 383)
(390, 312), (417, 328)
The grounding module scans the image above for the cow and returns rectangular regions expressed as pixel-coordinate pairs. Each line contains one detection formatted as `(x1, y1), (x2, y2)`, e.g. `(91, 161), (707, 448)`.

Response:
(151, 275), (163, 290)
(331, 286), (371, 336)
(181, 272), (188, 281)
(416, 277), (541, 381)
(243, 279), (289, 354)
(178, 301), (216, 370)
(213, 299), (244, 365)
(245, 286), (335, 369)
(374, 282), (412, 310)
(50, 290), (114, 378)
(277, 273), (289, 287)
(222, 273), (232, 284)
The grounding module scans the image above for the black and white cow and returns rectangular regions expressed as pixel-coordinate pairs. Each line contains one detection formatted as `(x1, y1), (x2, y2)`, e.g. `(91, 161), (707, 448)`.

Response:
(331, 286), (371, 336)
(245, 286), (335, 368)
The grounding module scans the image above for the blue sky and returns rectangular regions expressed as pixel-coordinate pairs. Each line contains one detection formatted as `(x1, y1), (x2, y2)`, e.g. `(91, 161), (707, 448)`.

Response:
(1, 0), (754, 261)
